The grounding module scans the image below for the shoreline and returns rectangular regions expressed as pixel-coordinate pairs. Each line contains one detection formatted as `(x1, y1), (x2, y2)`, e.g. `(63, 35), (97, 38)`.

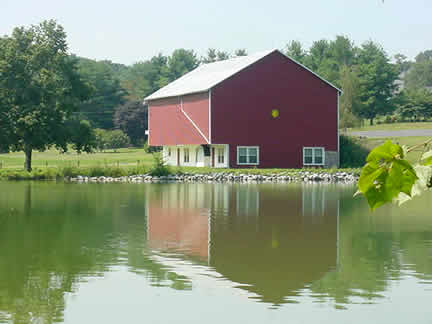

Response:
(67, 171), (359, 184)
(0, 167), (360, 183)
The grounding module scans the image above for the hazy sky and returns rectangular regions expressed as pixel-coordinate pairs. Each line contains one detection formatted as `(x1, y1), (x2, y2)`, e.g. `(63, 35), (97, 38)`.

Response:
(1, 0), (431, 65)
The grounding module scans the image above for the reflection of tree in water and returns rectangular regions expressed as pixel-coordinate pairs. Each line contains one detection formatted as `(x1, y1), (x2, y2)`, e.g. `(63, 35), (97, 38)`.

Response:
(310, 187), (432, 307)
(0, 182), (191, 324)
(1, 181), (431, 320)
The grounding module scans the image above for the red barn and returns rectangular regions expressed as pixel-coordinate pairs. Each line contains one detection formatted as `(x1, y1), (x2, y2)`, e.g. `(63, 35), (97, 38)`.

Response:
(145, 49), (341, 168)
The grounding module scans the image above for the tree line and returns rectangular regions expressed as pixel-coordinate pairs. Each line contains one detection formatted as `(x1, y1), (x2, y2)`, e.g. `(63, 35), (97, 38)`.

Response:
(286, 38), (432, 127)
(79, 36), (432, 135)
(1, 20), (432, 171)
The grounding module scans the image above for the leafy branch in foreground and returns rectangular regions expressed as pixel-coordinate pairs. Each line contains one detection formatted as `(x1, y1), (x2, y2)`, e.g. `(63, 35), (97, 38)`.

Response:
(356, 139), (432, 210)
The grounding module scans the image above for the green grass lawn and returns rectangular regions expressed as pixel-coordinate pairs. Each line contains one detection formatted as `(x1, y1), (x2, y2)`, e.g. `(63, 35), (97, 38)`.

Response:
(0, 146), (361, 180)
(348, 121), (432, 132)
(362, 136), (431, 163)
(0, 148), (153, 169)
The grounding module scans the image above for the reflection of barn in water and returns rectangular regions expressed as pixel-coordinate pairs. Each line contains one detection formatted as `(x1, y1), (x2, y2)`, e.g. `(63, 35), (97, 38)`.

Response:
(147, 183), (339, 305)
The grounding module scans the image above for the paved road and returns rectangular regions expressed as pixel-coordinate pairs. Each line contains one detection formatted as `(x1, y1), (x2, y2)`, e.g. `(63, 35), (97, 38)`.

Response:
(350, 129), (432, 138)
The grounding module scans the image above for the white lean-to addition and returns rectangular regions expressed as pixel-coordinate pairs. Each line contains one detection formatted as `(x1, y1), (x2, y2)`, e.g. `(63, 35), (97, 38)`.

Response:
(163, 144), (229, 168)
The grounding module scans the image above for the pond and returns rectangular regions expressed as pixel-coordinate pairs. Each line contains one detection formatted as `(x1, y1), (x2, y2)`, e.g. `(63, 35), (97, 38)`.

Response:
(0, 181), (431, 323)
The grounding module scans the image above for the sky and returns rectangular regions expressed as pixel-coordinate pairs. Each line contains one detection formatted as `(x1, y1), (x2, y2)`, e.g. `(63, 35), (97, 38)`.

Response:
(1, 0), (431, 65)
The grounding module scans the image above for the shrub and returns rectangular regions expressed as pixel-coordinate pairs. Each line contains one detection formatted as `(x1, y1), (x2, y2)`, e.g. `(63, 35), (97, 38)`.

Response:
(148, 153), (171, 176)
(340, 135), (370, 168)
(61, 166), (81, 178)
(106, 130), (130, 151)
(143, 141), (162, 153)
(94, 129), (130, 152)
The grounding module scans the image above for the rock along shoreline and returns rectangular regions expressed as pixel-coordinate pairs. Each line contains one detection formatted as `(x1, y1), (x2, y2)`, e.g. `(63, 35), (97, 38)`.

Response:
(66, 171), (359, 184)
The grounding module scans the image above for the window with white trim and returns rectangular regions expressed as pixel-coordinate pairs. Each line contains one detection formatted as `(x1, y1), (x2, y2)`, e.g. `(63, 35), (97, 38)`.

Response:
(184, 148), (190, 163)
(217, 147), (224, 164)
(237, 146), (259, 165)
(303, 147), (325, 166)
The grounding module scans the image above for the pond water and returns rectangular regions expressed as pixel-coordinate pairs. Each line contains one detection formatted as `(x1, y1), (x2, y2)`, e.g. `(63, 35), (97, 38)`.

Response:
(0, 181), (431, 324)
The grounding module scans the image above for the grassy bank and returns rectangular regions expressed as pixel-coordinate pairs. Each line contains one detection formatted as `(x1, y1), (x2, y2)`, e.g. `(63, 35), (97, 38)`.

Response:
(348, 121), (432, 132)
(0, 165), (361, 181)
(0, 146), (363, 181)
(0, 147), (153, 169)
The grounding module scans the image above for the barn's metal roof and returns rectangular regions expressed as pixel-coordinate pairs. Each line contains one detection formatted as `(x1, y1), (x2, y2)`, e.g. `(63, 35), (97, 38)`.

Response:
(144, 49), (341, 101)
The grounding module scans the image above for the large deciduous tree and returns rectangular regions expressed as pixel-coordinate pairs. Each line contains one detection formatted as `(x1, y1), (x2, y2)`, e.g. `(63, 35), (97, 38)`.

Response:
(396, 88), (432, 120)
(285, 40), (307, 64)
(0, 20), (91, 171)
(160, 49), (199, 87)
(113, 101), (148, 146)
(121, 53), (168, 101)
(76, 57), (127, 129)
(405, 50), (432, 90)
(339, 66), (362, 128)
(353, 41), (398, 125)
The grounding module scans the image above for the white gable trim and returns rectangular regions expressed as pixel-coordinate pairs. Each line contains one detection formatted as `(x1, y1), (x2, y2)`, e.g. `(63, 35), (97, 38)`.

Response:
(283, 54), (342, 93)
(209, 89), (212, 144)
(144, 49), (341, 102)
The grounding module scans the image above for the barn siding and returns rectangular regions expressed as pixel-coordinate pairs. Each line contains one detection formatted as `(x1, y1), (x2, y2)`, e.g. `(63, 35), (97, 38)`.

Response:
(148, 92), (209, 146)
(211, 51), (338, 168)
(181, 92), (210, 141)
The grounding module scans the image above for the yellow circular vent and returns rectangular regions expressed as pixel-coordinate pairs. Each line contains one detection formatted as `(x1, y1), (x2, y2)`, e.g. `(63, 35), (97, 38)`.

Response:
(271, 109), (279, 118)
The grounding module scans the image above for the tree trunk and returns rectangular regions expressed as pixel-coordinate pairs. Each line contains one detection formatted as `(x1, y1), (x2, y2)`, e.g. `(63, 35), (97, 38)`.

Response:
(369, 118), (374, 126)
(24, 145), (32, 172)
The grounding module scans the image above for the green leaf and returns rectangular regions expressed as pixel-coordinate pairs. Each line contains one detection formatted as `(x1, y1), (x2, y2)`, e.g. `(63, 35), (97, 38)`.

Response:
(421, 150), (432, 166)
(391, 159), (418, 196)
(357, 161), (385, 194)
(366, 140), (404, 163)
(356, 140), (418, 210)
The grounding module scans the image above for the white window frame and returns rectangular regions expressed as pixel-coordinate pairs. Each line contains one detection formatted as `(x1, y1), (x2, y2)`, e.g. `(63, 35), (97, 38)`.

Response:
(237, 146), (259, 165)
(303, 147), (325, 166)
(217, 147), (224, 164)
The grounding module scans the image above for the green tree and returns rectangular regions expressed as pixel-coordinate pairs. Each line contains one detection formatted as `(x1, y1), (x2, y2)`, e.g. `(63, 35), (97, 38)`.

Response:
(0, 20), (91, 171)
(405, 50), (432, 89)
(76, 57), (127, 128)
(216, 50), (230, 61)
(285, 40), (306, 63)
(394, 53), (411, 74)
(234, 49), (248, 57)
(202, 48), (233, 63)
(353, 41), (399, 125)
(328, 35), (356, 67)
(94, 128), (108, 152)
(339, 66), (362, 128)
(113, 101), (148, 146)
(396, 88), (432, 120)
(66, 118), (97, 154)
(121, 53), (168, 100)
(201, 48), (217, 63)
(303, 39), (330, 71)
(105, 129), (130, 151)
(160, 49), (199, 87)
